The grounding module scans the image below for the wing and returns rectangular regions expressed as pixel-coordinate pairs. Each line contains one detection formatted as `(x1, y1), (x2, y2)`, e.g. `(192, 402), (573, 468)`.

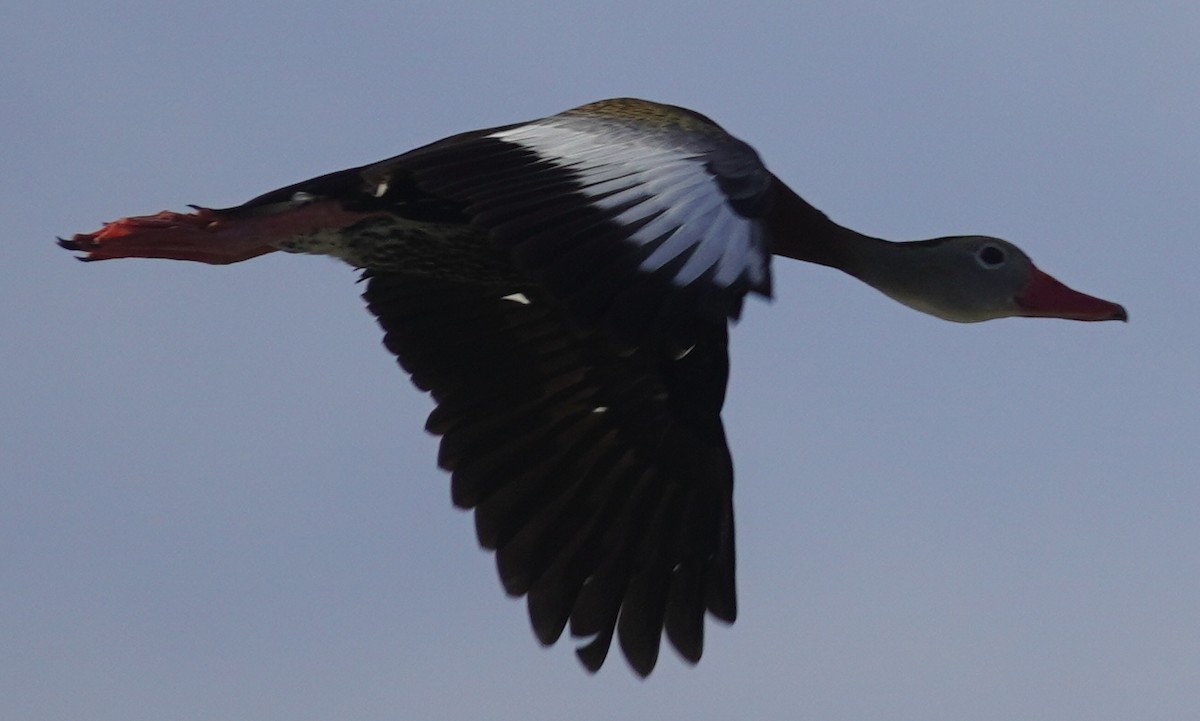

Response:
(363, 272), (736, 676)
(373, 98), (775, 349)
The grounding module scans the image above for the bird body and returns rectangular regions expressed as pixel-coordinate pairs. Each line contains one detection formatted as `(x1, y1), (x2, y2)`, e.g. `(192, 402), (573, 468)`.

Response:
(61, 98), (1126, 676)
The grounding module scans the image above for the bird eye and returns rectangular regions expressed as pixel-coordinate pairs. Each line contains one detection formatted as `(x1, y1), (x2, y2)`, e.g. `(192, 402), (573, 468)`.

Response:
(976, 244), (1007, 268)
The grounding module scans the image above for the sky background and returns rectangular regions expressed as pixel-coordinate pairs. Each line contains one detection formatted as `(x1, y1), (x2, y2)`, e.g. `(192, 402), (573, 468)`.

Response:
(2, 2), (1197, 719)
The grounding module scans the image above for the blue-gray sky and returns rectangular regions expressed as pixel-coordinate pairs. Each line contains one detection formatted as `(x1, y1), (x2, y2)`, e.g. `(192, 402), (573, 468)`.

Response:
(3, 2), (1197, 719)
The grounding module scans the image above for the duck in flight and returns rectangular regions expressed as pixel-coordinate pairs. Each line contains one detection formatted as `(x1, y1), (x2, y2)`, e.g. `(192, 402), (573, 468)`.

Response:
(61, 98), (1126, 677)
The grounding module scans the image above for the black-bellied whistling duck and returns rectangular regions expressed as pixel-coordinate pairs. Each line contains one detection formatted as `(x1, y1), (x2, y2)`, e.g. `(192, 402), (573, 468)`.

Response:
(60, 98), (1127, 677)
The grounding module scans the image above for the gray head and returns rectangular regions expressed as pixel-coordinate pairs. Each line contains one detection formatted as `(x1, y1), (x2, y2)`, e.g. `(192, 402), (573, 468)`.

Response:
(863, 235), (1127, 323)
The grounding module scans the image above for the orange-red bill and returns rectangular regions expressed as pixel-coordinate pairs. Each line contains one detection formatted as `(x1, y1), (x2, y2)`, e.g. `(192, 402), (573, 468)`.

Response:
(1016, 266), (1127, 322)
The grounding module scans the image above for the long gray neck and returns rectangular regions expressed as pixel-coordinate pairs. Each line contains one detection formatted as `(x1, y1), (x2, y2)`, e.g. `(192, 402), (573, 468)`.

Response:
(765, 178), (955, 316)
(766, 178), (904, 279)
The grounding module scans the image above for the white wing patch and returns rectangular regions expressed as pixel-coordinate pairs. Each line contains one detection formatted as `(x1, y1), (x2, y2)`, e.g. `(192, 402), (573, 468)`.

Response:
(489, 122), (770, 294)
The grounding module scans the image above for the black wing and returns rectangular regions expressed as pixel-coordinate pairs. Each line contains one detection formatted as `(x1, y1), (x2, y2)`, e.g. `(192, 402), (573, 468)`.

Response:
(374, 98), (776, 350)
(363, 273), (736, 676)
(235, 99), (769, 674)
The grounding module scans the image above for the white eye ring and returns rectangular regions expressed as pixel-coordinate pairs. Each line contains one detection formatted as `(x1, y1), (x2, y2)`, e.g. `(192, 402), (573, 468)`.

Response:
(975, 244), (1007, 269)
